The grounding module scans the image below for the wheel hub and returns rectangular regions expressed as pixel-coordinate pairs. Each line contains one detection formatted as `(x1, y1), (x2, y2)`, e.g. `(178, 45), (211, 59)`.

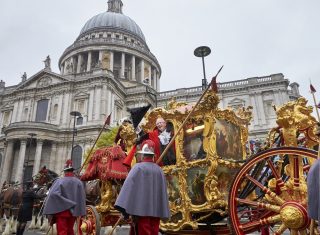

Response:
(279, 202), (309, 230)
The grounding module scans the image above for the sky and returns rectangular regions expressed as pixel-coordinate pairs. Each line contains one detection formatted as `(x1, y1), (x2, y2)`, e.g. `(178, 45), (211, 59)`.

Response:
(0, 0), (320, 111)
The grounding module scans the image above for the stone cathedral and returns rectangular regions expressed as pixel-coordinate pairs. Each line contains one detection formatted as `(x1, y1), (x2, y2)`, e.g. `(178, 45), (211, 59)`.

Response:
(0, 0), (300, 185)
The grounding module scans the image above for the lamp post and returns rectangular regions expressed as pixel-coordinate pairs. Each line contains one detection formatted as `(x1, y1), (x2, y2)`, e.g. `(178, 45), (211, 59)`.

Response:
(24, 133), (36, 182)
(70, 111), (81, 162)
(194, 46), (211, 90)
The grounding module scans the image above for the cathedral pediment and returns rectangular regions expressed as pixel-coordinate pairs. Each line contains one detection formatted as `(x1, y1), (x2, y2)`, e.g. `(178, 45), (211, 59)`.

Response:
(15, 70), (70, 91)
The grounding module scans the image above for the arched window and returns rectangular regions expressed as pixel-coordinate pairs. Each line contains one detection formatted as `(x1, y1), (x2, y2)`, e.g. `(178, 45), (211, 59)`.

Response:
(35, 99), (49, 122)
(72, 145), (83, 170)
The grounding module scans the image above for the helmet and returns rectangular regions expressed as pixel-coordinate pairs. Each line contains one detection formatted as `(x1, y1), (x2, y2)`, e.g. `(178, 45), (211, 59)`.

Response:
(137, 140), (155, 155)
(63, 159), (74, 171)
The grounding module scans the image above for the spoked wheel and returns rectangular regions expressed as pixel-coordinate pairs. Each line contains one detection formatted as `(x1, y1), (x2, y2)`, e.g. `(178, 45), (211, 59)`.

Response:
(229, 147), (318, 235)
(80, 205), (101, 235)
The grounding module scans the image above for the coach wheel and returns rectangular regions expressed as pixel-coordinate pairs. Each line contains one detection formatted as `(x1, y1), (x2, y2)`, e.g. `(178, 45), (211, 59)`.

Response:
(80, 205), (101, 235)
(229, 147), (318, 234)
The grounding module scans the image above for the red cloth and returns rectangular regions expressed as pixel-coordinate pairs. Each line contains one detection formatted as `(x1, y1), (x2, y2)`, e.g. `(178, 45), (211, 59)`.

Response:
(81, 146), (128, 181)
(130, 216), (160, 235)
(55, 210), (76, 235)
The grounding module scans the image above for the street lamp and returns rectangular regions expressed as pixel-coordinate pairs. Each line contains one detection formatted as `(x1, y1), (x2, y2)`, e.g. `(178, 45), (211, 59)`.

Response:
(24, 133), (36, 182)
(70, 111), (82, 162)
(194, 46), (211, 90)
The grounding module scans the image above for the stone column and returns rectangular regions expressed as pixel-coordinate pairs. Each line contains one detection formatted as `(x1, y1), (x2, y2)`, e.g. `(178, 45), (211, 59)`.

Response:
(110, 51), (114, 72)
(61, 64), (64, 75)
(99, 50), (103, 62)
(121, 53), (125, 79)
(0, 140), (14, 185)
(131, 56), (136, 81)
(49, 142), (57, 170)
(32, 139), (44, 176)
(77, 54), (83, 73)
(95, 87), (101, 121)
(152, 69), (157, 89)
(250, 94), (259, 126)
(87, 52), (92, 72)
(156, 73), (160, 91)
(15, 139), (27, 183)
(140, 60), (144, 82)
(148, 65), (152, 85)
(257, 93), (266, 125)
(88, 87), (95, 122)
(11, 102), (18, 123)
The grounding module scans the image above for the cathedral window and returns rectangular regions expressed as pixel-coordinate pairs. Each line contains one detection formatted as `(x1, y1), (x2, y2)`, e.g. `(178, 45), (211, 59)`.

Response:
(76, 116), (83, 125)
(2, 111), (11, 126)
(35, 99), (49, 122)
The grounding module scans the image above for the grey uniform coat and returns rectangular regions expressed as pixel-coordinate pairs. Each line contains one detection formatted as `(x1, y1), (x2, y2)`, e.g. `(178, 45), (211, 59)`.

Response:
(43, 176), (86, 217)
(115, 161), (170, 219)
(307, 159), (320, 221)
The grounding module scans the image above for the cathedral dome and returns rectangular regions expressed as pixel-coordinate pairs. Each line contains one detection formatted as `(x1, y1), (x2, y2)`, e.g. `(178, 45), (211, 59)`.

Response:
(79, 0), (146, 42)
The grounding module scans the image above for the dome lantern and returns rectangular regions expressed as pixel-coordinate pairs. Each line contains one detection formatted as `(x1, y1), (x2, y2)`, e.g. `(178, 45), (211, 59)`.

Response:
(107, 0), (123, 14)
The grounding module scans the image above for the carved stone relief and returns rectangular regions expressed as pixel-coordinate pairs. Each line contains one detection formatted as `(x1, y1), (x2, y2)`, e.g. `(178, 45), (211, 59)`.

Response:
(37, 76), (52, 88)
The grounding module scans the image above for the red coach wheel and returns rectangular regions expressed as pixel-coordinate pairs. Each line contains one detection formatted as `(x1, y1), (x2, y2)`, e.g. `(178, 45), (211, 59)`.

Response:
(229, 147), (318, 235)
(80, 205), (101, 235)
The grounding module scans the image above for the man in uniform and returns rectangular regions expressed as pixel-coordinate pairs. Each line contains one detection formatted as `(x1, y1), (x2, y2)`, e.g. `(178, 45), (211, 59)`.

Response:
(43, 160), (86, 235)
(115, 140), (170, 235)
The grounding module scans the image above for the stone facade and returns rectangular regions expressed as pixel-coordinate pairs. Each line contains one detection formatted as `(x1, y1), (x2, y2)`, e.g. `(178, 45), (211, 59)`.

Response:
(0, 1), (299, 185)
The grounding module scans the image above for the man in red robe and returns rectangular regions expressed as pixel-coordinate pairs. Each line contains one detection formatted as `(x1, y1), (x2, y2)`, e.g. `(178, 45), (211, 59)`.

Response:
(124, 117), (176, 167)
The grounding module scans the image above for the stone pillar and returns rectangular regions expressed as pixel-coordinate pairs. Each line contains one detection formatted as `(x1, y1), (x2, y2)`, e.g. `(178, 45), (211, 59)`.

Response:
(110, 51), (114, 72)
(32, 139), (44, 176)
(15, 140), (27, 183)
(140, 60), (144, 82)
(152, 69), (157, 89)
(61, 64), (64, 75)
(88, 87), (95, 122)
(95, 87), (101, 120)
(49, 142), (57, 170)
(87, 52), (92, 72)
(156, 73), (160, 91)
(0, 140), (14, 185)
(257, 94), (266, 125)
(148, 65), (152, 86)
(77, 54), (83, 73)
(121, 53), (125, 79)
(131, 56), (136, 81)
(99, 50), (103, 62)
(249, 94), (259, 126)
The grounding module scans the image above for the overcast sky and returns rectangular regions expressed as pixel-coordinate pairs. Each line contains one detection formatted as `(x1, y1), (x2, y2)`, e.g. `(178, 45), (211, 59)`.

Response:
(0, 0), (320, 110)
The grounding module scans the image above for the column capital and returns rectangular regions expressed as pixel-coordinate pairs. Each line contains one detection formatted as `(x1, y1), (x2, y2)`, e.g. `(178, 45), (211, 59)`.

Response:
(36, 138), (45, 144)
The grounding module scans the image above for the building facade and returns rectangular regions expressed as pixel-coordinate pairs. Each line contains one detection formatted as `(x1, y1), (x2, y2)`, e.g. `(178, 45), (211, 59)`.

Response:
(0, 0), (299, 185)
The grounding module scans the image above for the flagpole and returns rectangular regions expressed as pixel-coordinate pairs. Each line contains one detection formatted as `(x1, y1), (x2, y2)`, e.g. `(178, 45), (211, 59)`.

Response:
(79, 113), (111, 173)
(311, 92), (320, 122)
(156, 65), (223, 165)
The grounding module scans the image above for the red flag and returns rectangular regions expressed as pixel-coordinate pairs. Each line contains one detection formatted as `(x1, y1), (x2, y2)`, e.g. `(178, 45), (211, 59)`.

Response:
(310, 84), (316, 93)
(211, 77), (218, 92)
(104, 113), (111, 125)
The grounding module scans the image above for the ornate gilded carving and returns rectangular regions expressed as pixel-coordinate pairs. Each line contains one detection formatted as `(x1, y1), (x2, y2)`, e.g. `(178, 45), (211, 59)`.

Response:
(138, 91), (252, 231)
